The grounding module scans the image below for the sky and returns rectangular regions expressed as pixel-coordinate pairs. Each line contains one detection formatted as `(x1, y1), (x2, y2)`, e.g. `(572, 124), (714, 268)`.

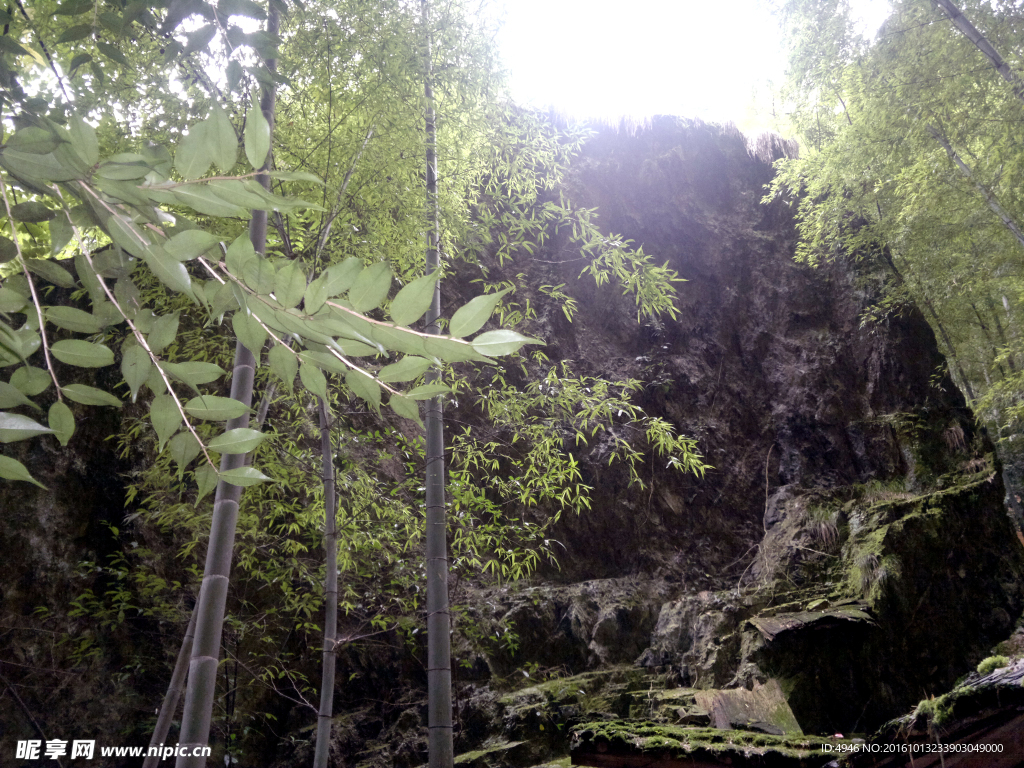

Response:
(494, 0), (892, 134)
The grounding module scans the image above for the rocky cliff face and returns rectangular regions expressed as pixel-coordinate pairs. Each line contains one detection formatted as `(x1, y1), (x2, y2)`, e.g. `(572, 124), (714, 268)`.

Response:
(3, 117), (1022, 767)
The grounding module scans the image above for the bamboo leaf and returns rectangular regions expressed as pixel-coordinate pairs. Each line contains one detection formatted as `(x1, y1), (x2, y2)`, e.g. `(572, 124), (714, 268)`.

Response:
(388, 393), (423, 427)
(0, 412), (54, 442)
(0, 287), (26, 312)
(121, 344), (150, 402)
(168, 431), (202, 476)
(231, 311), (267, 355)
(298, 361), (328, 400)
(10, 366), (50, 396)
(51, 339), (114, 368)
(219, 466), (270, 487)
(151, 393), (182, 451)
(142, 244), (195, 299)
(390, 271), (439, 327)
(377, 355), (432, 383)
(68, 115), (99, 166)
(175, 121), (214, 180)
(0, 381), (40, 410)
(449, 288), (511, 338)
(268, 343), (296, 389)
(166, 229), (223, 261)
(147, 312), (180, 355)
(208, 427), (266, 454)
(185, 395), (249, 420)
(62, 383), (121, 406)
(345, 367), (380, 410)
(196, 463), (218, 501)
(208, 101), (238, 173)
(48, 401), (75, 446)
(303, 274), (328, 314)
(347, 261), (391, 313)
(470, 330), (543, 357)
(0, 454), (46, 488)
(244, 101), (271, 168)
(11, 201), (56, 222)
(163, 361), (225, 389)
(274, 261), (306, 309)
(323, 258), (362, 296)
(45, 306), (105, 334)
(405, 383), (450, 400)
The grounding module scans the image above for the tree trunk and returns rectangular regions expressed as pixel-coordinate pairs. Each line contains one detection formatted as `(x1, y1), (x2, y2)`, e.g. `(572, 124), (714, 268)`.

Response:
(175, 5), (278, 765)
(926, 124), (1024, 252)
(421, 2), (454, 766)
(931, 0), (1024, 103)
(312, 397), (339, 768)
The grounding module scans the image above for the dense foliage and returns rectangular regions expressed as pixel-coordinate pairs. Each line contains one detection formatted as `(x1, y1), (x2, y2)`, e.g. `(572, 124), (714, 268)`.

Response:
(0, 0), (706, 763)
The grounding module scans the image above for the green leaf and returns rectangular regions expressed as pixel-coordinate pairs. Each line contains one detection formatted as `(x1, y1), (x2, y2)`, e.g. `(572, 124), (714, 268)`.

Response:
(208, 101), (238, 173)
(209, 427), (266, 454)
(345, 368), (380, 410)
(142, 244), (195, 299)
(46, 306), (105, 334)
(0, 411), (54, 442)
(175, 121), (214, 180)
(68, 53), (92, 74)
(298, 361), (328, 400)
(121, 344), (150, 402)
(0, 454), (46, 488)
(106, 214), (149, 257)
(470, 330), (543, 357)
(163, 361), (225, 389)
(49, 214), (73, 254)
(168, 431), (202, 477)
(11, 201), (55, 223)
(0, 287), (27, 311)
(68, 115), (99, 167)
(226, 60), (244, 92)
(326, 338), (377, 357)
(147, 312), (180, 355)
(274, 261), (306, 309)
(167, 184), (247, 218)
(210, 280), (240, 317)
(449, 288), (511, 338)
(269, 170), (324, 184)
(423, 336), (492, 363)
(62, 383), (122, 407)
(388, 393), (422, 427)
(184, 24), (217, 54)
(390, 271), (439, 326)
(219, 465), (270, 487)
(150, 394), (182, 451)
(24, 258), (75, 289)
(405, 382), (450, 400)
(303, 275), (329, 314)
(10, 366), (50, 396)
(185, 395), (249, 421)
(244, 102), (271, 169)
(51, 339), (114, 368)
(48, 401), (74, 446)
(196, 462), (218, 501)
(241, 255), (276, 294)
(96, 40), (131, 68)
(268, 343), (296, 389)
(166, 230), (222, 261)
(57, 23), (92, 43)
(6, 127), (60, 155)
(0, 237), (16, 264)
(347, 261), (391, 313)
(0, 148), (82, 182)
(322, 258), (363, 296)
(0, 381), (39, 410)
(231, 311), (267, 355)
(377, 355), (432, 383)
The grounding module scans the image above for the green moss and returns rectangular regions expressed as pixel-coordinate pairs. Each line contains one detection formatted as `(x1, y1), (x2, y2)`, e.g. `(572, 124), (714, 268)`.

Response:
(572, 720), (847, 760)
(977, 655), (1010, 675)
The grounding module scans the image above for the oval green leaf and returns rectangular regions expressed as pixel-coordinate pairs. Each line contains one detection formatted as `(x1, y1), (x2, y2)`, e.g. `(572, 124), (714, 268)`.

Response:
(51, 339), (115, 368)
(185, 395), (249, 421)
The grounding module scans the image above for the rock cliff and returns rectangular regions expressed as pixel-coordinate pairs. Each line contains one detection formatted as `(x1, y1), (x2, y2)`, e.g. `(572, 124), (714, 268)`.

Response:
(2, 117), (1022, 767)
